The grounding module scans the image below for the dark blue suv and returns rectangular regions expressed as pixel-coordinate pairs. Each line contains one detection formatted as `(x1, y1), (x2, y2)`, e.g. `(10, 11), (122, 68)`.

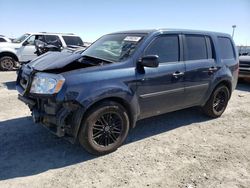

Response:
(17, 29), (239, 155)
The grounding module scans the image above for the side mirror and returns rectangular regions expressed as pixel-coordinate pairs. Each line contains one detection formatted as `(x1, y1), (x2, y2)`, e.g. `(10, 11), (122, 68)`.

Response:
(139, 55), (159, 68)
(22, 40), (29, 46)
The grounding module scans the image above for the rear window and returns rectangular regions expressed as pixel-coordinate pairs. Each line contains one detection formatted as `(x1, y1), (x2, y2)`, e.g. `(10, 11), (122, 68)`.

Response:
(218, 37), (235, 59)
(62, 36), (83, 46)
(185, 35), (207, 60)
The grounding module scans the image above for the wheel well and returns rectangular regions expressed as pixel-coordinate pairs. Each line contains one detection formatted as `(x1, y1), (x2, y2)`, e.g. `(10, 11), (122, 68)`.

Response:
(84, 97), (134, 128)
(0, 52), (18, 62)
(215, 80), (232, 97)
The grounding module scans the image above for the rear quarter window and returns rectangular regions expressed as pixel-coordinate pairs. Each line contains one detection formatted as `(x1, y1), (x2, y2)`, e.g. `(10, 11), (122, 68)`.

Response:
(218, 37), (235, 59)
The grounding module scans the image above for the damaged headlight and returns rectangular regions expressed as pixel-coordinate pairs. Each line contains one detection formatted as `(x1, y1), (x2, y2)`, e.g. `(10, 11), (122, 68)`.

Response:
(30, 73), (65, 94)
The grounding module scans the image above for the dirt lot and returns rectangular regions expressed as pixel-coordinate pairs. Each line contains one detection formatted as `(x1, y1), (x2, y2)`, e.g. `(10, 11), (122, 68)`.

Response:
(0, 71), (249, 188)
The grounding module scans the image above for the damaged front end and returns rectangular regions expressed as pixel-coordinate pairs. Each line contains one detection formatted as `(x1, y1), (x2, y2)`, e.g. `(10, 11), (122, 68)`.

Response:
(18, 92), (83, 141)
(16, 51), (91, 142)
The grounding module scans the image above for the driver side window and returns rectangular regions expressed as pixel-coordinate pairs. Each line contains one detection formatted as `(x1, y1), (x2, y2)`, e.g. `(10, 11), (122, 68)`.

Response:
(26, 35), (36, 45)
(144, 35), (179, 63)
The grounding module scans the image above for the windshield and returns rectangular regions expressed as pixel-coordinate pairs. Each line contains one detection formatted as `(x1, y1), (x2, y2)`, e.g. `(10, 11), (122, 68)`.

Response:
(82, 34), (145, 63)
(12, 33), (30, 43)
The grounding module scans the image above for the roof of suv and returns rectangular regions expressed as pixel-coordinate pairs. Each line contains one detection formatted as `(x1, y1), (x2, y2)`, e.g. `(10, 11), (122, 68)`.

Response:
(25, 32), (79, 36)
(112, 29), (231, 37)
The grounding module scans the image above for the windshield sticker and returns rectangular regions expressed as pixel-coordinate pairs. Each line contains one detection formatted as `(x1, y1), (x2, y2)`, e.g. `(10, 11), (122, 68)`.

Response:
(124, 36), (142, 42)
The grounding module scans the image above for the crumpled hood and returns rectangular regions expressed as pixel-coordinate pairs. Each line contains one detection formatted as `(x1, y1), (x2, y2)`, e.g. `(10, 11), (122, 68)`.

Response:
(27, 51), (83, 71)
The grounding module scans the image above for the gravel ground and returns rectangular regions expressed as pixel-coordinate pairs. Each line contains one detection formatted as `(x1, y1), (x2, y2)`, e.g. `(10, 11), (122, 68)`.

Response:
(0, 71), (249, 188)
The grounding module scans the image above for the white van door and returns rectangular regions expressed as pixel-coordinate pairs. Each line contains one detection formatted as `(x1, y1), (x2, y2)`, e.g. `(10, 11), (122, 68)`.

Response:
(18, 35), (38, 62)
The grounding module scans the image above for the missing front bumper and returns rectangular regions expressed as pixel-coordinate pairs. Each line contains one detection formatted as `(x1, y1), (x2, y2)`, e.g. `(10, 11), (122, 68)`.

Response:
(18, 94), (83, 139)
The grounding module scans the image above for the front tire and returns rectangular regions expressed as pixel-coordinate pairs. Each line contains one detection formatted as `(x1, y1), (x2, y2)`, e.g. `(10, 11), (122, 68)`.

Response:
(78, 101), (130, 155)
(202, 85), (230, 118)
(0, 56), (15, 71)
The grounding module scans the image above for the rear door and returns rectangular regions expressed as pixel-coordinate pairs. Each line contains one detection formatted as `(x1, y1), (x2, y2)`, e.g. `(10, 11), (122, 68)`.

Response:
(136, 34), (186, 118)
(183, 34), (217, 106)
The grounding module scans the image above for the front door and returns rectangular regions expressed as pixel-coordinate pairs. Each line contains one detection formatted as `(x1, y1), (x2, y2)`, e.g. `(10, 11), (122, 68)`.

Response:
(136, 34), (186, 119)
(19, 35), (44, 62)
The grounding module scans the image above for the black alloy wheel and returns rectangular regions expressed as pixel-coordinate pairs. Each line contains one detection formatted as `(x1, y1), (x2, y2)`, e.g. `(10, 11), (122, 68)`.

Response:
(78, 101), (130, 155)
(213, 90), (227, 113)
(92, 112), (123, 147)
(203, 85), (230, 118)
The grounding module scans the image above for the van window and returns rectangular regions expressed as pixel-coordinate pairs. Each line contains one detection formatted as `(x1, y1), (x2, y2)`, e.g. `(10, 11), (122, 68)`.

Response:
(62, 36), (83, 46)
(218, 37), (235, 59)
(45, 35), (62, 47)
(145, 35), (179, 63)
(185, 35), (207, 60)
(26, 35), (36, 45)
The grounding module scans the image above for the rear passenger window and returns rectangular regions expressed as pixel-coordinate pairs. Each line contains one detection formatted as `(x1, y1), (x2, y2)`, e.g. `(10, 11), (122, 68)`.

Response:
(185, 35), (207, 60)
(218, 37), (235, 59)
(62, 36), (84, 46)
(45, 35), (62, 47)
(145, 35), (179, 63)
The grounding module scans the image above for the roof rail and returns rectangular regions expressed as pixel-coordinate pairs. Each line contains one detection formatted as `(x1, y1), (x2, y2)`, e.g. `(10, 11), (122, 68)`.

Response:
(39, 32), (75, 35)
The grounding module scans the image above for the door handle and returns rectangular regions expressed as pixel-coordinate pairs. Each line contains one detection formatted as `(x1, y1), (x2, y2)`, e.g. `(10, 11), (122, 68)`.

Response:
(172, 71), (184, 78)
(208, 67), (218, 71)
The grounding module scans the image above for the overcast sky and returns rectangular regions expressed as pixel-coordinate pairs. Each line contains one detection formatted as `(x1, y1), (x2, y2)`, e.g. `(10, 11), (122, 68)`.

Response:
(0, 0), (249, 45)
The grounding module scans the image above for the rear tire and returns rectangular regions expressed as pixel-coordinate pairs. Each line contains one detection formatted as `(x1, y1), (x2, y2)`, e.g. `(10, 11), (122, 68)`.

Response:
(202, 85), (230, 118)
(0, 56), (15, 71)
(78, 101), (130, 155)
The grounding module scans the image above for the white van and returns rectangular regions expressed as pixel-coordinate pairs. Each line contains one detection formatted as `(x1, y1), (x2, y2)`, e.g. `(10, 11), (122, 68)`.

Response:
(0, 32), (84, 70)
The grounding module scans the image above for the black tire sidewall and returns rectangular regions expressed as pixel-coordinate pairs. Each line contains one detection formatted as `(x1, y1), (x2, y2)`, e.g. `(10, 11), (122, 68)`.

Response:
(0, 56), (15, 71)
(79, 102), (130, 155)
(212, 86), (229, 116)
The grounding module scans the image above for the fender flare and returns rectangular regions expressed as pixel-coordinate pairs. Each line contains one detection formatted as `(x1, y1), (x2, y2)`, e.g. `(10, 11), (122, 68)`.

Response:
(202, 77), (232, 106)
(71, 86), (139, 140)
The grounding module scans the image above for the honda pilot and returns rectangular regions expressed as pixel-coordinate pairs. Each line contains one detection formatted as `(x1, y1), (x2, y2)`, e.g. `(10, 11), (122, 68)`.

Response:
(17, 29), (239, 155)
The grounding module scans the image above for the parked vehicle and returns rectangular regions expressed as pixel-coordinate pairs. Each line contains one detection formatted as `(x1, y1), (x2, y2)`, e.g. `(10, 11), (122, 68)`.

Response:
(17, 29), (239, 155)
(0, 35), (11, 43)
(239, 56), (250, 78)
(238, 46), (250, 56)
(0, 32), (84, 71)
(34, 39), (86, 57)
